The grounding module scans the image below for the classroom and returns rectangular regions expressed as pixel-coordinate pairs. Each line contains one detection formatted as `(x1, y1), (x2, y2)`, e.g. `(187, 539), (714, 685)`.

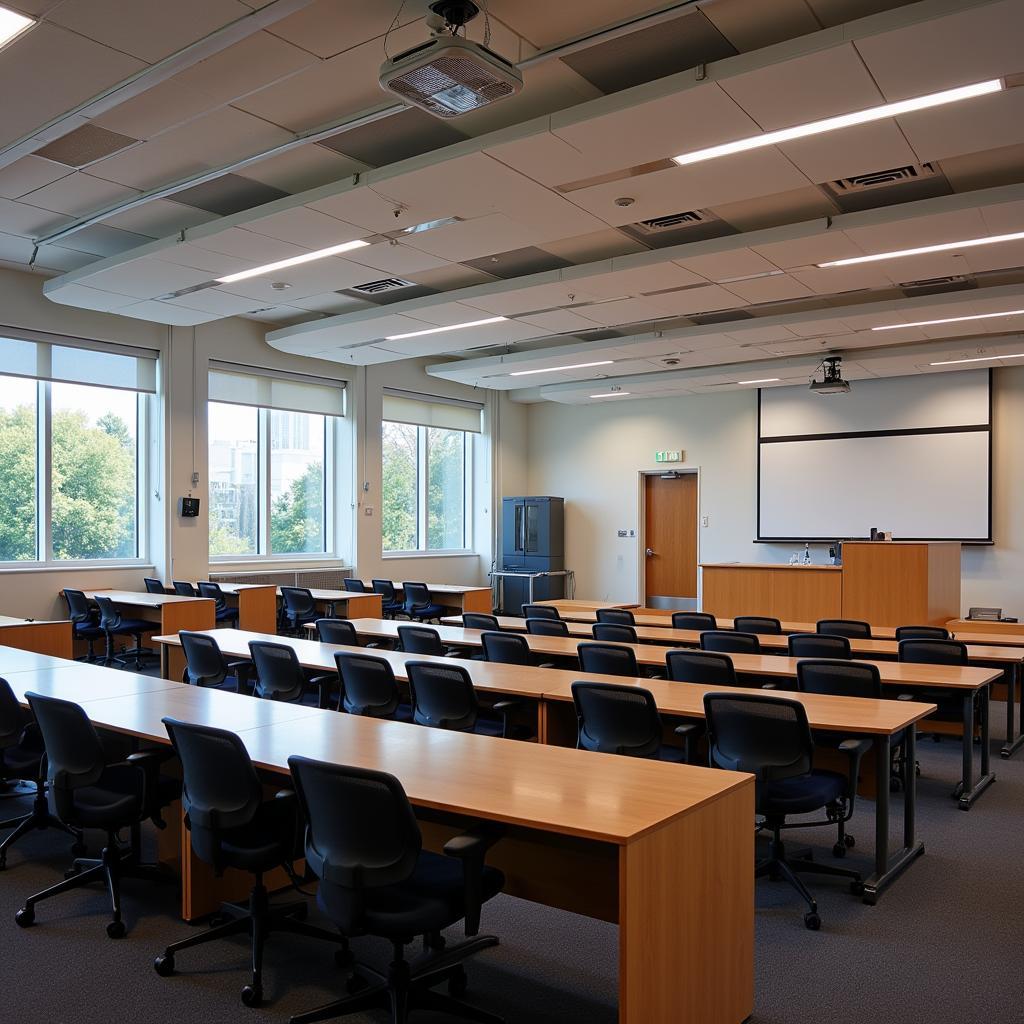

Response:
(0, 2), (1021, 1022)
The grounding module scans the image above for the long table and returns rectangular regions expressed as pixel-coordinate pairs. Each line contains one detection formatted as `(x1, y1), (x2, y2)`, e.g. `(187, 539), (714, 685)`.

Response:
(0, 615), (73, 658)
(214, 583), (383, 629)
(359, 580), (493, 614)
(0, 644), (754, 1024)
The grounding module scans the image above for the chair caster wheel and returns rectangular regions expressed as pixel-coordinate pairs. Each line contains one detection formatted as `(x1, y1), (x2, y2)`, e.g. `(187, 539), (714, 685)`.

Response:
(448, 966), (468, 997)
(107, 920), (126, 939)
(15, 907), (34, 927)
(241, 985), (263, 1007)
(832, 843), (847, 858)
(154, 954), (175, 976)
(844, 834), (855, 848)
(71, 840), (87, 856)
(803, 912), (821, 931)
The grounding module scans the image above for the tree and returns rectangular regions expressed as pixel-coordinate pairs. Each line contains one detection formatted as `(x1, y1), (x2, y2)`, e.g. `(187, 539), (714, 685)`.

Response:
(270, 462), (325, 554)
(0, 404), (36, 561)
(381, 422), (418, 551)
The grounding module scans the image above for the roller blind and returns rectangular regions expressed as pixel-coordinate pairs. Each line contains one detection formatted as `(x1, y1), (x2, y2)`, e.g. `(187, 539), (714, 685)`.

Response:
(382, 389), (482, 433)
(0, 334), (156, 392)
(209, 363), (346, 417)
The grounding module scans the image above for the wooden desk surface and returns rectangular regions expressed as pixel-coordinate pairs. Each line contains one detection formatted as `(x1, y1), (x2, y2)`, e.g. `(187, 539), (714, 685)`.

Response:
(79, 589), (212, 608)
(216, 584), (365, 602)
(359, 581), (491, 596)
(534, 599), (640, 612)
(0, 615), (67, 627)
(700, 562), (842, 572)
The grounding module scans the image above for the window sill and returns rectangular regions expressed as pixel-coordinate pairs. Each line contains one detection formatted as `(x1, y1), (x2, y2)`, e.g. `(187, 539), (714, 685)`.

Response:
(0, 562), (154, 574)
(382, 551), (478, 560)
(209, 556), (344, 566)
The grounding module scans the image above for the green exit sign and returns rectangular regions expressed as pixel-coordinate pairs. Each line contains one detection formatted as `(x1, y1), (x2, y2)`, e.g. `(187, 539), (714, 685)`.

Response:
(655, 450), (683, 463)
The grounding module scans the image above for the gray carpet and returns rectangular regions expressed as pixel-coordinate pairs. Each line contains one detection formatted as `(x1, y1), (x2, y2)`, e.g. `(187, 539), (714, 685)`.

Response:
(0, 708), (1022, 1023)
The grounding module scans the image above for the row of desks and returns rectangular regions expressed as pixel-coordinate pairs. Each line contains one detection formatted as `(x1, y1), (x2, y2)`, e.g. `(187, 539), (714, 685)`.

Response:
(0, 643), (754, 1024)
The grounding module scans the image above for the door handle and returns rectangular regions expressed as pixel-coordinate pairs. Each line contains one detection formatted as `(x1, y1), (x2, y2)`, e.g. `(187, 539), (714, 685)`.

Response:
(645, 548), (655, 558)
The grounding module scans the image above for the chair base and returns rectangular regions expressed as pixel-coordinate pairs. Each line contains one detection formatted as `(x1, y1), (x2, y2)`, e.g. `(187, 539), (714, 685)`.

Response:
(290, 934), (503, 1024)
(104, 634), (159, 671)
(0, 783), (83, 869)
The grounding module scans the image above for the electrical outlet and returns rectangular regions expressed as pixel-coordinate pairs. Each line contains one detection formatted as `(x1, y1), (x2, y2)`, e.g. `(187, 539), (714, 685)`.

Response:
(364, 506), (374, 516)
(701, 515), (709, 527)
(628, 529), (635, 537)
(617, 529), (627, 538)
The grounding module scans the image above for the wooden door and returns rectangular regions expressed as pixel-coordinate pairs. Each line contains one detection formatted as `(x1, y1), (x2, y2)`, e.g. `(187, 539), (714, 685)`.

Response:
(644, 473), (698, 602)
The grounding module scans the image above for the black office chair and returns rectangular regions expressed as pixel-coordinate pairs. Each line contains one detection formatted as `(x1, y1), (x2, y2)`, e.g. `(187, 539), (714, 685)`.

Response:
(701, 630), (761, 655)
(577, 642), (640, 677)
(287, 756), (505, 1024)
(398, 625), (446, 657)
(734, 616), (782, 635)
(522, 604), (559, 620)
(197, 581), (239, 627)
(280, 587), (319, 635)
(463, 613), (500, 631)
(172, 580), (198, 597)
(703, 692), (863, 930)
(406, 661), (518, 738)
(93, 594), (156, 670)
(248, 640), (334, 708)
(372, 579), (404, 618)
(401, 583), (445, 623)
(155, 720), (345, 1006)
(16, 693), (177, 938)
(143, 578), (166, 594)
(665, 649), (740, 687)
(61, 588), (104, 663)
(315, 618), (360, 647)
(0, 678), (83, 870)
(179, 630), (249, 691)
(788, 633), (852, 660)
(672, 612), (717, 630)
(592, 622), (638, 643)
(343, 578), (369, 593)
(479, 630), (553, 670)
(898, 638), (973, 738)
(895, 625), (951, 641)
(525, 617), (569, 636)
(817, 619), (871, 639)
(595, 608), (635, 625)
(334, 653), (411, 720)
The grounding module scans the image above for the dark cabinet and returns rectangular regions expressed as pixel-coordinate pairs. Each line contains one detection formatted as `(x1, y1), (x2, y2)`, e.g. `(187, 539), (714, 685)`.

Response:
(498, 497), (565, 613)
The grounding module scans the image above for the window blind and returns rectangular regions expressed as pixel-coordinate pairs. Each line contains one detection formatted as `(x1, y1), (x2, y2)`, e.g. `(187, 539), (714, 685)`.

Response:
(0, 335), (156, 392)
(209, 363), (346, 417)
(382, 389), (482, 433)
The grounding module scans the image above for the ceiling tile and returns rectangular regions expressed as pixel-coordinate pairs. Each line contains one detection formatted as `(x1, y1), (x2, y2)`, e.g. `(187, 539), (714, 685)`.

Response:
(462, 245), (571, 279)
(643, 283), (747, 316)
(34, 124), (138, 168)
(0, 156), (69, 200)
(937, 142), (1024, 193)
(699, 0), (822, 53)
(543, 228), (646, 263)
(102, 199), (215, 238)
(319, 108), (468, 167)
(778, 120), (918, 185)
(174, 172), (288, 219)
(675, 249), (779, 282)
(265, 0), (420, 59)
(347, 241), (449, 276)
(245, 206), (363, 247)
(712, 186), (836, 233)
(411, 264), (497, 290)
(18, 172), (137, 215)
(55, 223), (154, 257)
(242, 145), (364, 193)
(723, 274), (815, 304)
(0, 197), (67, 237)
(83, 258), (214, 299)
(406, 213), (538, 262)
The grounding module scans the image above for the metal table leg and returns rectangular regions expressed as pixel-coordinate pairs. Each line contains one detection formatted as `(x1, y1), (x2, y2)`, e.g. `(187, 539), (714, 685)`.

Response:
(959, 685), (996, 809)
(1002, 663), (1024, 758)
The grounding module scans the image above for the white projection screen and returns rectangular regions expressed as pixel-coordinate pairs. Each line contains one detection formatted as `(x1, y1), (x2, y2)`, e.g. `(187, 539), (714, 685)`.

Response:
(757, 370), (991, 542)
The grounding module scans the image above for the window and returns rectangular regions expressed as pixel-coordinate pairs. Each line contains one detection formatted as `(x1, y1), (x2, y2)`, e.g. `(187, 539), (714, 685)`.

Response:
(0, 335), (154, 566)
(208, 365), (344, 560)
(381, 391), (481, 554)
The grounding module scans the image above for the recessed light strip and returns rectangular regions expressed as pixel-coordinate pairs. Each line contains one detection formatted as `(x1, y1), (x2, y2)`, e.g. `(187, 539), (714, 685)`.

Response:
(671, 79), (1002, 167)
(737, 378), (780, 384)
(0, 6), (34, 47)
(819, 230), (1024, 269)
(589, 391), (631, 398)
(931, 352), (1024, 366)
(872, 309), (1024, 331)
(384, 316), (508, 341)
(215, 239), (371, 284)
(509, 360), (613, 376)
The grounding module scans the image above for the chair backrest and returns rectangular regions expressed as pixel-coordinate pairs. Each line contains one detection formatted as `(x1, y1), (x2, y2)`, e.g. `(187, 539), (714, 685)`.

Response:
(701, 630), (760, 654)
(463, 613), (500, 631)
(522, 604), (559, 620)
(577, 642), (640, 677)
(197, 581), (227, 610)
(144, 577), (165, 594)
(62, 588), (94, 625)
(280, 586), (316, 618)
(571, 681), (661, 757)
(733, 616), (782, 635)
(397, 625), (445, 656)
(816, 618), (871, 639)
(898, 638), (968, 665)
(93, 594), (123, 630)
(288, 755), (421, 932)
(248, 640), (307, 701)
(788, 633), (852, 660)
(703, 692), (814, 779)
(0, 677), (29, 749)
(592, 622), (638, 643)
(405, 661), (478, 731)
(526, 617), (569, 636)
(316, 618), (359, 646)
(179, 630), (228, 687)
(334, 653), (401, 718)
(665, 649), (738, 687)
(480, 631), (531, 665)
(343, 578), (368, 593)
(672, 612), (717, 630)
(372, 579), (398, 601)
(172, 580), (198, 597)
(796, 659), (882, 699)
(163, 718), (263, 865)
(402, 582), (433, 609)
(595, 608), (635, 625)
(895, 625), (951, 641)
(24, 693), (106, 804)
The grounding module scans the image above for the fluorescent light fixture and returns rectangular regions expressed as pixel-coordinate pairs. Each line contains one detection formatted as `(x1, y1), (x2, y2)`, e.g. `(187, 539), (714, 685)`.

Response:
(589, 391), (631, 398)
(737, 378), (780, 384)
(872, 309), (1024, 331)
(215, 239), (370, 284)
(384, 316), (507, 341)
(819, 230), (1024, 269)
(671, 79), (1002, 167)
(0, 6), (33, 47)
(509, 360), (613, 376)
(930, 352), (1024, 366)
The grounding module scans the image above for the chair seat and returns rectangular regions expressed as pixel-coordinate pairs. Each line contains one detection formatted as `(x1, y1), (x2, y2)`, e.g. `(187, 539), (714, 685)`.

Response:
(109, 618), (152, 635)
(73, 623), (104, 640)
(211, 797), (296, 874)
(214, 608), (238, 623)
(1, 742), (43, 779)
(318, 849), (504, 938)
(758, 770), (847, 815)
(408, 604), (445, 620)
(471, 717), (505, 737)
(69, 764), (145, 827)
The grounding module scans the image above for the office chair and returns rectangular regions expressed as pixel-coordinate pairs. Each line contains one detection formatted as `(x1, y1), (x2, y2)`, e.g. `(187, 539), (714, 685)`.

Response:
(701, 630), (761, 655)
(155, 720), (345, 1007)
(287, 756), (505, 1024)
(248, 640), (334, 708)
(525, 617), (569, 636)
(315, 618), (360, 647)
(788, 633), (852, 660)
(372, 579), (404, 618)
(343, 578), (369, 593)
(522, 603), (559, 620)
(0, 678), (83, 870)
(577, 642), (640, 677)
(401, 583), (445, 623)
(480, 630), (555, 670)
(398, 625), (444, 656)
(595, 608), (635, 625)
(280, 587), (319, 635)
(16, 692), (178, 938)
(571, 681), (698, 762)
(179, 630), (250, 692)
(898, 638), (974, 750)
(895, 625), (951, 641)
(93, 594), (156, 670)
(817, 619), (871, 639)
(702, 692), (863, 930)
(591, 622), (638, 643)
(463, 613), (500, 631)
(143, 577), (166, 594)
(61, 588), (104, 663)
(734, 616), (782, 635)
(672, 612), (717, 630)
(665, 649), (740, 687)
(334, 652), (411, 720)
(172, 580), (198, 597)
(406, 661), (518, 738)
(197, 581), (239, 627)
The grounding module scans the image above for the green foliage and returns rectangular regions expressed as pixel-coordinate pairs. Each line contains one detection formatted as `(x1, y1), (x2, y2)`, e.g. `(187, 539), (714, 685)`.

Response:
(427, 428), (465, 550)
(271, 461), (325, 554)
(381, 422), (417, 551)
(0, 404), (36, 561)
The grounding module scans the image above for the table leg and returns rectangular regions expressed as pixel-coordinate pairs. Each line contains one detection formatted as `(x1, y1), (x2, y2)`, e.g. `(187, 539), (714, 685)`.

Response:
(1001, 663), (1024, 759)
(958, 686), (996, 810)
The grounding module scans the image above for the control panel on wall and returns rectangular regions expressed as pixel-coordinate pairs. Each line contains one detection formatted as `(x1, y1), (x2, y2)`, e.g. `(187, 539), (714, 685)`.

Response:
(179, 497), (200, 518)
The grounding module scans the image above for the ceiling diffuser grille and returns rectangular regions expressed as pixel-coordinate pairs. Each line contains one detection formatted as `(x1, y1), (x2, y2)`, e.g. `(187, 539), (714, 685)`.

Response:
(349, 277), (416, 294)
(636, 210), (706, 231)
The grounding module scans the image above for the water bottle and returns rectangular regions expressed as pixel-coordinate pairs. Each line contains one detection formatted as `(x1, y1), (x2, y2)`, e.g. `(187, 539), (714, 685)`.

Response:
(803, 543), (811, 565)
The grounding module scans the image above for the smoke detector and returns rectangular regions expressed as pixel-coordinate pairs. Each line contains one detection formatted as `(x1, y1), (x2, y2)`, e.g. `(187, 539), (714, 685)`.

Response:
(809, 356), (851, 395)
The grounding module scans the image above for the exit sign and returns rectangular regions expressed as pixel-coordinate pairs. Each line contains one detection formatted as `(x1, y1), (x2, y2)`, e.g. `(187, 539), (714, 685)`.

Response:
(655, 450), (683, 463)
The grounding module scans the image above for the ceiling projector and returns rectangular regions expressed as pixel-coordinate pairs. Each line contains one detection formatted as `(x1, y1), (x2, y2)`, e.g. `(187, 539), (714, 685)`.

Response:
(809, 356), (851, 395)
(379, 1), (523, 119)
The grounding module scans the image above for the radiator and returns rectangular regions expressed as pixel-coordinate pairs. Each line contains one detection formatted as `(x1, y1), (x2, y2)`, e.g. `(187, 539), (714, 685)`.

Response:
(210, 567), (353, 588)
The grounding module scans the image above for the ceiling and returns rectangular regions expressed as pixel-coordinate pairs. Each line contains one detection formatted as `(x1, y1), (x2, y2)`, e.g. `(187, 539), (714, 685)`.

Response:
(3, 0), (1024, 403)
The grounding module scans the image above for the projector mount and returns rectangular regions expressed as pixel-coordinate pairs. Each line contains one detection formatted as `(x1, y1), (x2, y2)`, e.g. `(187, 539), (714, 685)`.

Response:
(428, 1), (482, 34)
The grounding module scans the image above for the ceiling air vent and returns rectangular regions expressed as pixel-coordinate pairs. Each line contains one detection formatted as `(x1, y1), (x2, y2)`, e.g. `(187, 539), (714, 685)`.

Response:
(637, 210), (706, 231)
(620, 208), (735, 249)
(822, 162), (950, 213)
(901, 275), (976, 297)
(833, 164), (938, 192)
(349, 277), (416, 295)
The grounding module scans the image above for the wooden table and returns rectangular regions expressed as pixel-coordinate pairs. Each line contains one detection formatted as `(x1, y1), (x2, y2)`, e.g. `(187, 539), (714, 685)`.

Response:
(216, 583), (383, 623)
(701, 563), (843, 621)
(5, 643), (755, 1024)
(361, 581), (493, 614)
(0, 615), (72, 658)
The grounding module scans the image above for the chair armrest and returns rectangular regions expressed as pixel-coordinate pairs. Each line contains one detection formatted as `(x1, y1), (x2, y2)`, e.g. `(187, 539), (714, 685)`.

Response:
(836, 737), (870, 802)
(761, 682), (779, 690)
(897, 693), (915, 701)
(273, 788), (296, 803)
(125, 748), (177, 827)
(444, 826), (503, 936)
(492, 700), (520, 713)
(309, 673), (339, 710)
(673, 722), (702, 738)
(125, 747), (175, 769)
